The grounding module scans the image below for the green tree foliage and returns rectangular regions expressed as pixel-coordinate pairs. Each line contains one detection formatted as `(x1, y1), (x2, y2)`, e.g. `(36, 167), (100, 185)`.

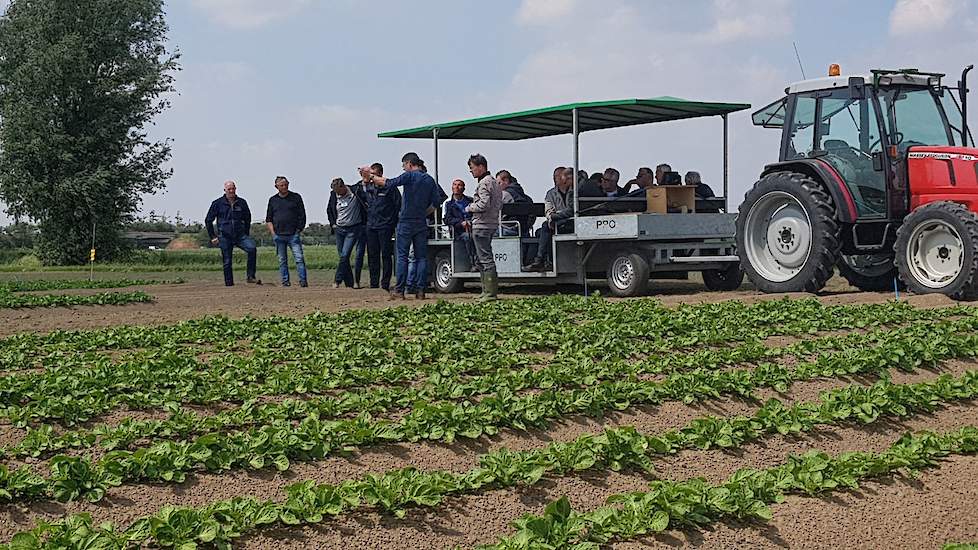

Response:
(0, 0), (179, 265)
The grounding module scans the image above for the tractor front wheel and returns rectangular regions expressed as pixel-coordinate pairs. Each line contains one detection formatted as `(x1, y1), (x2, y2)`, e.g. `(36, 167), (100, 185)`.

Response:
(895, 201), (978, 300)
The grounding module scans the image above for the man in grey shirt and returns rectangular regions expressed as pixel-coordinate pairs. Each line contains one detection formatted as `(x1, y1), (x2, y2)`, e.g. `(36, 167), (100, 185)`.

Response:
(327, 177), (368, 288)
(464, 154), (503, 301)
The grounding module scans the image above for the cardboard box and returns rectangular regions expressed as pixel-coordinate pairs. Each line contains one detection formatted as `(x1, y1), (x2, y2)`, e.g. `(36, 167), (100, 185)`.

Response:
(646, 186), (695, 214)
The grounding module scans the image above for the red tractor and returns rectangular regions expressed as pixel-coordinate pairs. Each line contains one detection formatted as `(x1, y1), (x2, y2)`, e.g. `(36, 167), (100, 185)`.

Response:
(738, 65), (978, 298)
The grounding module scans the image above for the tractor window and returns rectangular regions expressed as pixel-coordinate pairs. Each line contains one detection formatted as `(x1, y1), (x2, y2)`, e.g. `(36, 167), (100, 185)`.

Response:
(938, 88), (973, 146)
(786, 95), (816, 159)
(878, 87), (953, 148)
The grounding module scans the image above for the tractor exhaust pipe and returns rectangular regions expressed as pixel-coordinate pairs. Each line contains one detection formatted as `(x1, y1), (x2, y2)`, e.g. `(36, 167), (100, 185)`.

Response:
(961, 65), (973, 146)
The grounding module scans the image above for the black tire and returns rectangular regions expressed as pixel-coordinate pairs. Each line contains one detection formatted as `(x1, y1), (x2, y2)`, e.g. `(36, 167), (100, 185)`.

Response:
(735, 171), (841, 293)
(606, 252), (649, 297)
(837, 253), (902, 292)
(702, 263), (745, 291)
(432, 250), (464, 294)
(894, 201), (978, 300)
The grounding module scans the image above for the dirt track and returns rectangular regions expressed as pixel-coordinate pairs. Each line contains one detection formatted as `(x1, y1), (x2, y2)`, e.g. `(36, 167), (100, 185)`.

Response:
(0, 273), (957, 336)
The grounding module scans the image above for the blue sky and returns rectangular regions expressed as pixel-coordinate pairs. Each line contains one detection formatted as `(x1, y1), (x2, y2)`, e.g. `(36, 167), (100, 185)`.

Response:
(4, 0), (978, 223)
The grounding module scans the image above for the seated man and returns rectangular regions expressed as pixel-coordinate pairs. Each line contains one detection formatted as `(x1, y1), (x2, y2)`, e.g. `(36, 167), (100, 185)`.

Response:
(443, 179), (473, 237)
(497, 169), (535, 236)
(654, 163), (673, 185)
(578, 172), (603, 197)
(599, 168), (625, 197)
(685, 171), (716, 198)
(623, 167), (654, 195)
(524, 167), (574, 272)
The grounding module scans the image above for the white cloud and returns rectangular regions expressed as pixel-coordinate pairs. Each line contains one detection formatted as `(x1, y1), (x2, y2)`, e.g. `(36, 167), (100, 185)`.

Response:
(703, 0), (792, 43)
(516, 0), (577, 25)
(190, 0), (312, 29)
(890, 0), (963, 35)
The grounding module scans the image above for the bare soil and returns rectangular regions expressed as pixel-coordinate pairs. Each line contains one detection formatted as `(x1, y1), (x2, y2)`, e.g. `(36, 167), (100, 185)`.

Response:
(0, 275), (956, 336)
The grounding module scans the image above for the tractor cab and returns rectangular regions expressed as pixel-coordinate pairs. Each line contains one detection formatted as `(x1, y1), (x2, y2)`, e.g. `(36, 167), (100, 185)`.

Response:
(739, 64), (978, 299)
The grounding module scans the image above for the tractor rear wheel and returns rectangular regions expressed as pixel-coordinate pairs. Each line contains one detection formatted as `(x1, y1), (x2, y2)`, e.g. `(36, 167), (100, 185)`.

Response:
(837, 253), (901, 292)
(736, 171), (841, 293)
(895, 201), (978, 300)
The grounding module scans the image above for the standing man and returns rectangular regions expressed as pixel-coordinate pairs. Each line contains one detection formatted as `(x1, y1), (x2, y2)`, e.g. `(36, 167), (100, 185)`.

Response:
(327, 177), (368, 289)
(464, 154), (502, 301)
(265, 176), (308, 287)
(363, 162), (400, 291)
(524, 167), (574, 272)
(205, 180), (260, 287)
(359, 152), (443, 300)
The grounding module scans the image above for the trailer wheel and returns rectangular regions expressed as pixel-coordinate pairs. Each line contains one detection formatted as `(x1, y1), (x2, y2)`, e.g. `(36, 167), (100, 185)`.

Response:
(895, 201), (978, 300)
(702, 263), (744, 291)
(837, 253), (901, 292)
(736, 171), (840, 293)
(606, 252), (649, 297)
(433, 250), (464, 294)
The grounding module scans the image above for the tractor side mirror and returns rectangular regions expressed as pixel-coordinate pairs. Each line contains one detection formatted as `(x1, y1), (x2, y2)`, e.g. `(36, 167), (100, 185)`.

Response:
(848, 77), (866, 99)
(872, 151), (885, 172)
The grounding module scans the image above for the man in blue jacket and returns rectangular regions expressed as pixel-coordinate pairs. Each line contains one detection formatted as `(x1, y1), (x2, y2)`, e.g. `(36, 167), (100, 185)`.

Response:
(204, 180), (260, 287)
(363, 163), (401, 291)
(359, 152), (444, 300)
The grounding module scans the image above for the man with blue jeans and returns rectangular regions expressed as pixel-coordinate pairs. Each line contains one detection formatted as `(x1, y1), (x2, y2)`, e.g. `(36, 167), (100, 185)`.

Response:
(327, 177), (368, 288)
(205, 180), (260, 287)
(359, 152), (444, 300)
(265, 176), (308, 287)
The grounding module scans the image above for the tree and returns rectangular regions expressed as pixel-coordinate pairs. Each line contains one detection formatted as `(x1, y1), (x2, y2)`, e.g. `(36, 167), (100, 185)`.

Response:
(0, 0), (179, 265)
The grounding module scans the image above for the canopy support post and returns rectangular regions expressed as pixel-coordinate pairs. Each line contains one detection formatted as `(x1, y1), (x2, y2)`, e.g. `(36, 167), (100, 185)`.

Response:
(572, 108), (580, 220)
(433, 127), (441, 225)
(722, 113), (729, 212)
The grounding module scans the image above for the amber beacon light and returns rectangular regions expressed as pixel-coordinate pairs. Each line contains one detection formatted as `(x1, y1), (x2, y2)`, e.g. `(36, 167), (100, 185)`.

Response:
(828, 64), (841, 76)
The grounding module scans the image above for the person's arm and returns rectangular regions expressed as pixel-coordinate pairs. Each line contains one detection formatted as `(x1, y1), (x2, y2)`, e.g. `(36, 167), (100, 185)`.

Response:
(326, 192), (338, 228)
(241, 200), (252, 235)
(465, 182), (490, 214)
(544, 190), (557, 222)
(296, 195), (306, 233)
(392, 187), (401, 225)
(204, 201), (218, 241)
(265, 199), (275, 236)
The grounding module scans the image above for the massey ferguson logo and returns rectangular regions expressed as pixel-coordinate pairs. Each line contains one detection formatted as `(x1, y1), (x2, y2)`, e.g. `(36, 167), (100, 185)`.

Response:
(908, 152), (978, 162)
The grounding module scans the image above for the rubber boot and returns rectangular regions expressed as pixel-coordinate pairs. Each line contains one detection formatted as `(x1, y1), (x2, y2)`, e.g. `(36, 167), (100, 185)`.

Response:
(479, 269), (498, 302)
(475, 271), (489, 300)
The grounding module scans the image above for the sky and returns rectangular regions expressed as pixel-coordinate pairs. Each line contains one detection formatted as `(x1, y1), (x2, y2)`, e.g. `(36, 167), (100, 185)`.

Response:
(2, 0), (978, 224)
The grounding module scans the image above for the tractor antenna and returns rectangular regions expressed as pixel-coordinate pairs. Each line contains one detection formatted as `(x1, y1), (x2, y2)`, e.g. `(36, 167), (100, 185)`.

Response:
(792, 41), (807, 80)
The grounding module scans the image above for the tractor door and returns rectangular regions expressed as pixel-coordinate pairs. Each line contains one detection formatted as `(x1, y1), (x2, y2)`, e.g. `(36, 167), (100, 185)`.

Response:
(813, 89), (889, 219)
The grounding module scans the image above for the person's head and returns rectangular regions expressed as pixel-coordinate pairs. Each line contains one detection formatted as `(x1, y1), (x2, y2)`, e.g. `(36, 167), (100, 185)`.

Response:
(588, 172), (603, 186)
(655, 163), (672, 184)
(601, 168), (620, 192)
(331, 177), (348, 196)
(451, 178), (465, 197)
(369, 162), (384, 179)
(684, 171), (702, 186)
(637, 167), (653, 179)
(401, 152), (424, 172)
(496, 170), (513, 189)
(468, 153), (488, 179)
(223, 180), (237, 200)
(558, 168), (574, 192)
(637, 168), (654, 189)
(274, 176), (290, 196)
(553, 166), (566, 186)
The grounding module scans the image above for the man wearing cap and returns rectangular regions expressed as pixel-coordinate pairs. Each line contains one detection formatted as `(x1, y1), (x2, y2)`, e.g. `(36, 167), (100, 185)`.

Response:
(359, 152), (444, 300)
(464, 154), (502, 301)
(205, 180), (260, 287)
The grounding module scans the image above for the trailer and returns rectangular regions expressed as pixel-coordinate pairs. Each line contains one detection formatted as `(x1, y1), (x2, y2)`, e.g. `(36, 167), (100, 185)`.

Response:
(378, 97), (751, 297)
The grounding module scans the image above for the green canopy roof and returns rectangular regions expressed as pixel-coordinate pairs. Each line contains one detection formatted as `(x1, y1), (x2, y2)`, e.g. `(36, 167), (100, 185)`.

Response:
(378, 97), (751, 141)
